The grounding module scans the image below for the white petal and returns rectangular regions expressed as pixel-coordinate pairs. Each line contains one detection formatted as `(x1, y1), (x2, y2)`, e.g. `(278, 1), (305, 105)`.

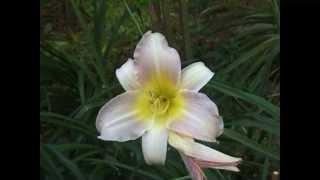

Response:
(96, 92), (149, 142)
(134, 31), (181, 84)
(169, 91), (222, 142)
(116, 59), (140, 91)
(142, 128), (168, 165)
(180, 62), (214, 92)
(168, 133), (241, 164)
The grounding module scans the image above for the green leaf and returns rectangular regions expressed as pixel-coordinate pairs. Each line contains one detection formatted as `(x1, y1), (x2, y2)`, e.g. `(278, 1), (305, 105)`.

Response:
(236, 24), (276, 40)
(46, 145), (86, 180)
(207, 80), (280, 118)
(40, 112), (96, 137)
(222, 37), (277, 74)
(69, 0), (107, 85)
(40, 112), (92, 127)
(50, 143), (99, 152)
(271, 0), (280, 32)
(73, 150), (100, 162)
(78, 71), (86, 104)
(227, 119), (279, 136)
(241, 39), (279, 85)
(41, 44), (98, 87)
(40, 145), (64, 180)
(73, 101), (105, 119)
(261, 158), (270, 180)
(41, 118), (95, 138)
(170, 176), (191, 180)
(87, 158), (163, 180)
(104, 9), (129, 58)
(122, 0), (143, 35)
(223, 129), (279, 160)
(93, 0), (108, 58)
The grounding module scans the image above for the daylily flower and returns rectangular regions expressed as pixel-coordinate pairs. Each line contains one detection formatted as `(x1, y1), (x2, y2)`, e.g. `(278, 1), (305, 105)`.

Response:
(170, 133), (241, 180)
(96, 31), (241, 178)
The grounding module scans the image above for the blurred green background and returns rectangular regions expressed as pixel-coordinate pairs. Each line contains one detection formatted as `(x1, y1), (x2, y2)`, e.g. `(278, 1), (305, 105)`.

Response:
(40, 0), (280, 179)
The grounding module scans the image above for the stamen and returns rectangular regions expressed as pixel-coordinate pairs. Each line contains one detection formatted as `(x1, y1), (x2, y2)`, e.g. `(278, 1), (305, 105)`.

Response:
(148, 91), (171, 115)
(148, 91), (155, 99)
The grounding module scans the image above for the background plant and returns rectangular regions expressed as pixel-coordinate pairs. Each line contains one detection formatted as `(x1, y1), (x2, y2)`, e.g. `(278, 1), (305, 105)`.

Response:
(40, 0), (280, 179)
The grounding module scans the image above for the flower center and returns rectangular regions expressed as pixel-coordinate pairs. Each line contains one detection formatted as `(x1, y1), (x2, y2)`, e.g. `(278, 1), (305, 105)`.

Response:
(148, 91), (171, 115)
(134, 76), (185, 126)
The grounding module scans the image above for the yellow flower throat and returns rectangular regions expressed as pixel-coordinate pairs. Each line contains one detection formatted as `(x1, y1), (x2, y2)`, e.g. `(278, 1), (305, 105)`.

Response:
(135, 75), (185, 126)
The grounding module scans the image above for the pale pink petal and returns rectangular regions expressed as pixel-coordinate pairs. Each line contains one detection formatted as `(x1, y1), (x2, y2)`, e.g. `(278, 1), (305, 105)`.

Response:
(180, 62), (214, 92)
(168, 133), (241, 165)
(96, 92), (150, 142)
(115, 58), (141, 91)
(142, 128), (168, 165)
(134, 31), (181, 84)
(217, 116), (224, 137)
(169, 91), (223, 142)
(180, 153), (240, 180)
(196, 159), (240, 172)
(180, 153), (206, 180)
(208, 165), (240, 172)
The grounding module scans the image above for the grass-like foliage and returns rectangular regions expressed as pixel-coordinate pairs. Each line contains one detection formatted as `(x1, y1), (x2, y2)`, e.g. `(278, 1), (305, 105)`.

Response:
(40, 0), (279, 179)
